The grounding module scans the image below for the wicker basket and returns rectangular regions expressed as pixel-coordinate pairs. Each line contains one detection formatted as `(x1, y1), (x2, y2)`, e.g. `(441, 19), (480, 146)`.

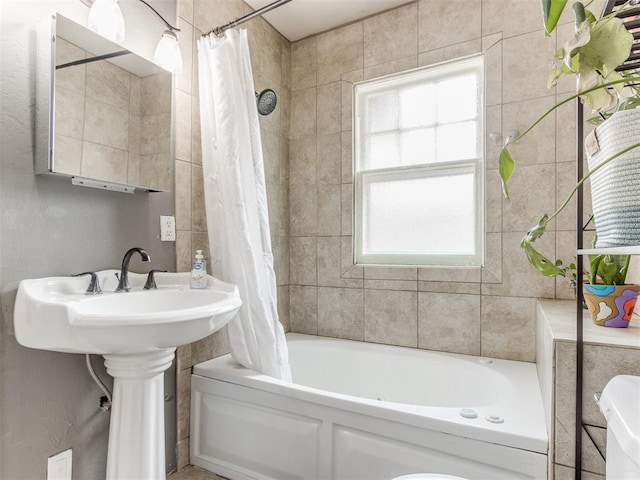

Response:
(586, 108), (640, 247)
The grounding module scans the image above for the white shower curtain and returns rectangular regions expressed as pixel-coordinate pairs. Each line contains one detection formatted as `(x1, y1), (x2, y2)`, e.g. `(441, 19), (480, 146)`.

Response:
(197, 29), (291, 381)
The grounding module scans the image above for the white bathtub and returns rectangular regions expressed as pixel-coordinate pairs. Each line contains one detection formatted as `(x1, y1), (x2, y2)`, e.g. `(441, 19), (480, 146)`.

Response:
(191, 333), (548, 480)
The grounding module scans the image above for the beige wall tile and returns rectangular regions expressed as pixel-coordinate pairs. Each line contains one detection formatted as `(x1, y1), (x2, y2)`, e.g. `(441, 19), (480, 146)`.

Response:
(175, 160), (192, 231)
(317, 184), (341, 236)
(176, 230), (192, 272)
(278, 285), (290, 332)
(503, 30), (557, 103)
(317, 236), (363, 289)
(177, 367), (191, 440)
(418, 281), (480, 294)
(417, 39), (482, 68)
(176, 438), (189, 471)
(175, 89), (193, 161)
(554, 464), (604, 480)
(54, 135), (82, 176)
(418, 292), (481, 355)
(178, 0), (193, 24)
(55, 87), (85, 140)
(502, 96), (557, 168)
(483, 35), (503, 107)
(176, 344), (192, 371)
(485, 105), (502, 170)
(317, 133), (341, 185)
(481, 0), (541, 38)
(365, 267), (417, 281)
(480, 295), (536, 361)
(341, 236), (363, 279)
(365, 279), (416, 291)
(80, 142), (128, 184)
(418, 0), (481, 52)
(83, 97), (129, 150)
(247, 18), (282, 86)
(282, 40), (292, 90)
(481, 232), (555, 298)
(317, 82), (342, 136)
(291, 37), (317, 91)
(290, 88), (317, 138)
(418, 267), (481, 283)
(482, 232), (503, 284)
(363, 56), (418, 82)
(290, 184), (317, 236)
(341, 77), (359, 132)
(486, 168), (502, 234)
(280, 85), (291, 140)
(317, 23), (363, 85)
(191, 330), (228, 365)
(192, 0), (243, 36)
(177, 19), (194, 94)
(290, 136), (316, 184)
(365, 289), (418, 347)
(364, 3), (417, 68)
(56, 39), (86, 94)
(341, 131), (353, 183)
(290, 285), (318, 334)
(191, 165), (206, 232)
(191, 96), (202, 165)
(341, 184), (352, 236)
(86, 61), (130, 112)
(502, 163), (556, 233)
(318, 287), (364, 340)
(290, 236), (317, 286)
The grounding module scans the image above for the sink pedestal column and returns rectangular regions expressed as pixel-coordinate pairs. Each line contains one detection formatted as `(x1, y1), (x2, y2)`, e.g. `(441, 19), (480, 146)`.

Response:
(103, 348), (176, 480)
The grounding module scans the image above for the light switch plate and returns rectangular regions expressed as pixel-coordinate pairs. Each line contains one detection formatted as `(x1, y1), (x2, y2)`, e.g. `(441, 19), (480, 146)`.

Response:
(160, 215), (176, 241)
(47, 449), (72, 480)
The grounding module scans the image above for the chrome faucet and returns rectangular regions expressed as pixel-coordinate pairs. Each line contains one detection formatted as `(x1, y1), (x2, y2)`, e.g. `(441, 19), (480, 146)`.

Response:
(115, 247), (151, 292)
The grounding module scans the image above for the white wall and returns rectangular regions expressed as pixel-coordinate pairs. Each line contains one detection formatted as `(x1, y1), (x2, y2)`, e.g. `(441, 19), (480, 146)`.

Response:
(0, 0), (177, 477)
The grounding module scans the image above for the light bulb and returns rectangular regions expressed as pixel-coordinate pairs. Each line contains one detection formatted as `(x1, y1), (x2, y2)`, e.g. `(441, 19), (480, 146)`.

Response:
(88, 0), (125, 43)
(154, 30), (183, 74)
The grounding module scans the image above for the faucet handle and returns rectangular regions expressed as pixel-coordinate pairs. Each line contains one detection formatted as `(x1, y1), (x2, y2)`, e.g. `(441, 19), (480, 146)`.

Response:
(72, 272), (103, 295)
(144, 269), (167, 290)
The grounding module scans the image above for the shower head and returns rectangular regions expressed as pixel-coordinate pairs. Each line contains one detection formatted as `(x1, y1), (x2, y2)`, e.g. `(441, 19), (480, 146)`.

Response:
(256, 89), (277, 115)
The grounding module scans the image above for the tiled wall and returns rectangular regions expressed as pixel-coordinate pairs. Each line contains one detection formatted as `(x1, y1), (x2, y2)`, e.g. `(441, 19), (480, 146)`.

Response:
(287, 0), (604, 363)
(55, 38), (171, 190)
(173, 0), (290, 469)
(172, 0), (611, 472)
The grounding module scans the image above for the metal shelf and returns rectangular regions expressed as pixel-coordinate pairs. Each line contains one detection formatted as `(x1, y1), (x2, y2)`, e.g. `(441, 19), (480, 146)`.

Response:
(578, 246), (640, 255)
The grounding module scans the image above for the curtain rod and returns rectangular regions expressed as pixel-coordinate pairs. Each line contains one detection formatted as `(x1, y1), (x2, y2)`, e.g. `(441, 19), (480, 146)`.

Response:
(202, 0), (292, 37)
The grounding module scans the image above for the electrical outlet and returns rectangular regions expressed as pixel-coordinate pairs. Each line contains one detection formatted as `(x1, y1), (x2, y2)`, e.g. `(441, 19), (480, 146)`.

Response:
(160, 215), (176, 241)
(47, 449), (72, 480)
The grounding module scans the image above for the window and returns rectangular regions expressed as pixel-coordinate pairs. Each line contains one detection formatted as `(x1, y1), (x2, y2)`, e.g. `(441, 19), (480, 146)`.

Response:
(354, 55), (484, 267)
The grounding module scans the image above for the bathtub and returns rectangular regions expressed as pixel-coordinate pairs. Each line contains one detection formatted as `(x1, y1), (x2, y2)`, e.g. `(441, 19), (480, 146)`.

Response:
(191, 334), (548, 480)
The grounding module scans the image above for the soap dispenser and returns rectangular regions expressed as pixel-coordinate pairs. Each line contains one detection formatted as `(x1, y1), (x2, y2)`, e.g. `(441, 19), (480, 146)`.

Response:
(190, 250), (207, 289)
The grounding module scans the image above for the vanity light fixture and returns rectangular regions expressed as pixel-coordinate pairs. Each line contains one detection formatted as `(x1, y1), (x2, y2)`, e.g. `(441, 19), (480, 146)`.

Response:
(81, 0), (183, 74)
(87, 0), (125, 43)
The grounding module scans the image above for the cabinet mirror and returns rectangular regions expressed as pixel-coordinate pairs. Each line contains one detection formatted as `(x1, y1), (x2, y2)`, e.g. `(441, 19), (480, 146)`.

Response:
(36, 13), (173, 193)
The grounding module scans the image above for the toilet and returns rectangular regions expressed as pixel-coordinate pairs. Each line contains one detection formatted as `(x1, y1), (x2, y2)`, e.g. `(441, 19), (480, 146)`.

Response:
(598, 375), (640, 479)
(392, 475), (468, 479)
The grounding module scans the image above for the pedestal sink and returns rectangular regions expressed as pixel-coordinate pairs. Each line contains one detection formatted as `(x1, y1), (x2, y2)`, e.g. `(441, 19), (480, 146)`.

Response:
(14, 270), (242, 479)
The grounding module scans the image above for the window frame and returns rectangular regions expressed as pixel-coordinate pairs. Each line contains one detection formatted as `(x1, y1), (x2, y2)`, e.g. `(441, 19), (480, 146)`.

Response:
(353, 54), (485, 268)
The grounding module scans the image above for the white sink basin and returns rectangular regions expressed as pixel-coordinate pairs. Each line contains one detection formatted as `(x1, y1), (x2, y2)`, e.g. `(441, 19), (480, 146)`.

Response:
(14, 270), (242, 354)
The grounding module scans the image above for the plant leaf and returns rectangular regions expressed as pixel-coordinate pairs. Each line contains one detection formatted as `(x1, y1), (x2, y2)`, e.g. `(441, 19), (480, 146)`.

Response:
(542, 0), (568, 35)
(498, 147), (515, 199)
(520, 215), (568, 277)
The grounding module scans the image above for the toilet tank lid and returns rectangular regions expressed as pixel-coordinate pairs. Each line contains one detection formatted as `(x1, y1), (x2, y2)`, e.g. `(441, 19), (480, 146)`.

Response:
(599, 375), (640, 462)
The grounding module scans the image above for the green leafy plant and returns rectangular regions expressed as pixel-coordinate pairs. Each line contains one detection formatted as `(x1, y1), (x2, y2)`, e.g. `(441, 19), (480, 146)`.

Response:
(499, 0), (640, 284)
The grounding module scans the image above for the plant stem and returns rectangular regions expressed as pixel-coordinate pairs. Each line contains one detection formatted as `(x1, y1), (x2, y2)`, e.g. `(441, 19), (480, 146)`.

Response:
(548, 140), (640, 224)
(506, 76), (640, 147)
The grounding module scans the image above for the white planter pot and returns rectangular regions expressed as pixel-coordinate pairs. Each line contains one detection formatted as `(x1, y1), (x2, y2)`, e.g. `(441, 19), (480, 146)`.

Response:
(586, 108), (640, 248)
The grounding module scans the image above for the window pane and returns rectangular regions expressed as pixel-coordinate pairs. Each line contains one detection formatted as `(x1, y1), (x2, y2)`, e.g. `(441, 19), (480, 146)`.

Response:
(366, 132), (399, 169)
(400, 128), (435, 166)
(366, 91), (398, 133)
(363, 171), (476, 255)
(400, 84), (436, 128)
(437, 74), (479, 123)
(436, 121), (478, 162)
